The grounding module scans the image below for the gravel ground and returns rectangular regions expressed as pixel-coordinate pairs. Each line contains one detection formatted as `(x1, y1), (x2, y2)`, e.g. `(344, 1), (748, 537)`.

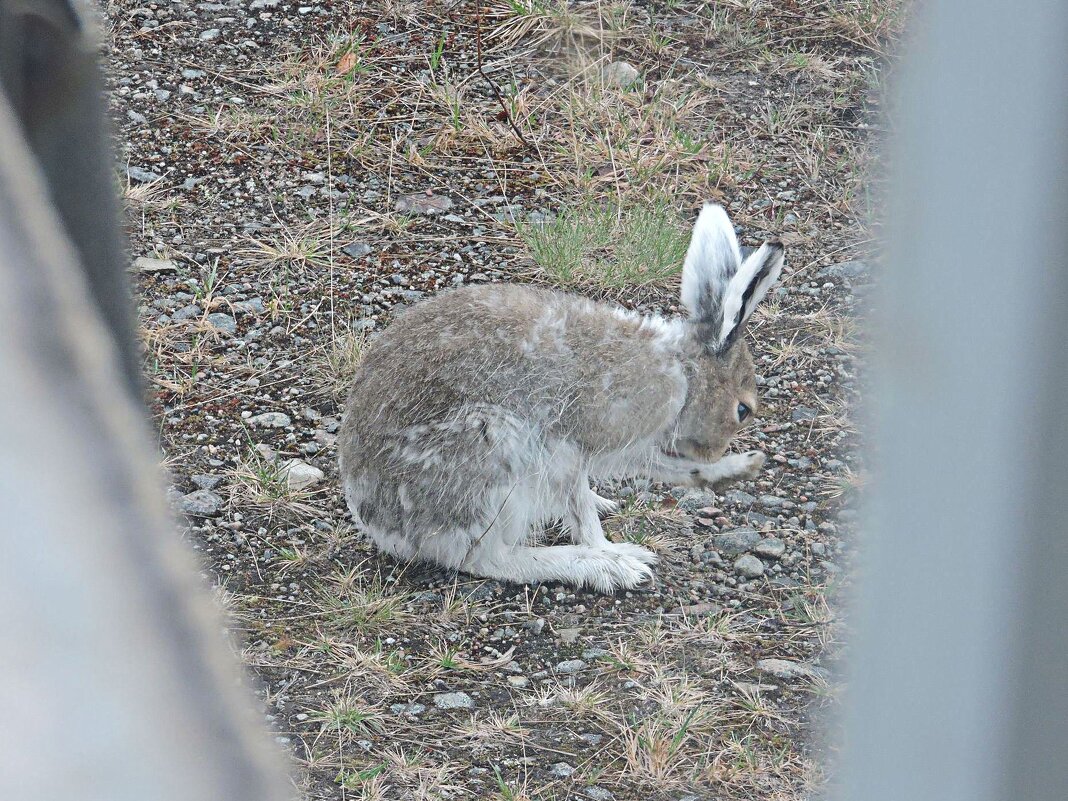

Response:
(101, 1), (900, 798)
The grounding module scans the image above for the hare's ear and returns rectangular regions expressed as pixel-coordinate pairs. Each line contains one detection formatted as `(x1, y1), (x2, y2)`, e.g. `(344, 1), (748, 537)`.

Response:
(715, 240), (784, 349)
(680, 204), (741, 336)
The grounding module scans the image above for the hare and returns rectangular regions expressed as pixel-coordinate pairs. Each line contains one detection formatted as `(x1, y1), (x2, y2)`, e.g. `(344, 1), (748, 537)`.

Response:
(338, 204), (783, 593)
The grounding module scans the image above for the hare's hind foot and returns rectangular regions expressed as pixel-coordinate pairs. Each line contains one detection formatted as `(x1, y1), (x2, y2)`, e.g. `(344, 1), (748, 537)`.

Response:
(592, 491), (619, 516)
(463, 541), (656, 594)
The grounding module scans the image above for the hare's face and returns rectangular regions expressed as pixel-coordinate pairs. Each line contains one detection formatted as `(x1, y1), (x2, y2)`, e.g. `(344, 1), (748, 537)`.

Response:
(671, 341), (757, 462)
(670, 202), (782, 462)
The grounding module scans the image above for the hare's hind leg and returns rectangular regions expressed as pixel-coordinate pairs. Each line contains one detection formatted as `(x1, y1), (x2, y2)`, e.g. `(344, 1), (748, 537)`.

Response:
(460, 476), (655, 593)
(341, 471), (420, 562)
(464, 539), (656, 593)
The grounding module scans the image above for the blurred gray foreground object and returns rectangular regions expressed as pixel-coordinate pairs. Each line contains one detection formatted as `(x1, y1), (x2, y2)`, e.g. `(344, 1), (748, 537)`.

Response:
(0, 2), (291, 800)
(840, 2), (1068, 801)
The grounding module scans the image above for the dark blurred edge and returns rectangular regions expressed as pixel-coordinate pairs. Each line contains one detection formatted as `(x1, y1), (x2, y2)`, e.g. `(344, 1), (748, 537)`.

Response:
(0, 0), (140, 397)
(0, 2), (291, 798)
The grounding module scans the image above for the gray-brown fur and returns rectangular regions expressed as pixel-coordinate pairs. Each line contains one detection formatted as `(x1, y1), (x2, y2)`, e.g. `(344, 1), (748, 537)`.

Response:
(338, 203), (783, 592)
(339, 285), (684, 543)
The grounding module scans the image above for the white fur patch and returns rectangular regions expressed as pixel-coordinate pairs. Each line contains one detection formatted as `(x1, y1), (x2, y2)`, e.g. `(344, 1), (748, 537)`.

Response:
(610, 308), (687, 351)
(644, 315), (687, 350)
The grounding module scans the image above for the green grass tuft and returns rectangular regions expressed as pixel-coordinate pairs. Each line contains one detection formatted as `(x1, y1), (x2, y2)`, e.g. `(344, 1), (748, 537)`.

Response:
(517, 198), (689, 289)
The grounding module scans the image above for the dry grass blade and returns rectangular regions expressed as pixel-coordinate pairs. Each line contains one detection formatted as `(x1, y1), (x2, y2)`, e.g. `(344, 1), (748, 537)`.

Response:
(239, 220), (333, 275)
(312, 321), (370, 401)
(307, 692), (386, 742)
(617, 704), (707, 787)
(484, 0), (604, 52)
(455, 710), (529, 753)
(123, 174), (169, 208)
(317, 567), (410, 634)
(820, 465), (866, 499)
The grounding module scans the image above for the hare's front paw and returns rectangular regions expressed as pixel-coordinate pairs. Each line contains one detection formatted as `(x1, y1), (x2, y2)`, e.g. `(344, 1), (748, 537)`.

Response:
(699, 450), (766, 489)
(729, 450), (766, 481)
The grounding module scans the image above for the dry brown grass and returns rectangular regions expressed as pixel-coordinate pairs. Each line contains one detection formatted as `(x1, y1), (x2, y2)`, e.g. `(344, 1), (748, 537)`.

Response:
(312, 321), (370, 401)
(122, 1), (896, 798)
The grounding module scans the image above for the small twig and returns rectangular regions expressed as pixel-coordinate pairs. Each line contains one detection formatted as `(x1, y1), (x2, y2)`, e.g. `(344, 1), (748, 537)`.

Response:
(476, 4), (533, 151)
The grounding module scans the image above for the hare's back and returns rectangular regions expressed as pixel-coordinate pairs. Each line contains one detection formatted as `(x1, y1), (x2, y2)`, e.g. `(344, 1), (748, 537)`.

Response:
(346, 283), (685, 450)
(346, 284), (580, 421)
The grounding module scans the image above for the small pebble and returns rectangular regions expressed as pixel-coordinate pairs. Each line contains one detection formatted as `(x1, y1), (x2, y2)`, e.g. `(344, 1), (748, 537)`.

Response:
(248, 411), (291, 428)
(734, 554), (765, 578)
(555, 659), (587, 674)
(433, 692), (475, 710)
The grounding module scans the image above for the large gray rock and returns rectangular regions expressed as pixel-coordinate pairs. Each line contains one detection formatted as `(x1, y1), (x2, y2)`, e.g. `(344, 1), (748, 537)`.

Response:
(390, 702), (426, 716)
(191, 473), (222, 490)
(734, 554), (765, 578)
(724, 489), (757, 506)
(134, 256), (177, 273)
(756, 658), (826, 681)
(232, 298), (265, 315)
(171, 304), (201, 322)
(126, 165), (162, 183)
(714, 527), (761, 556)
(395, 193), (453, 215)
(754, 537), (787, 559)
(342, 241), (372, 258)
(206, 313), (237, 335)
(555, 659), (587, 674)
(604, 60), (640, 89)
(177, 490), (223, 518)
(676, 489), (717, 512)
(759, 494), (791, 510)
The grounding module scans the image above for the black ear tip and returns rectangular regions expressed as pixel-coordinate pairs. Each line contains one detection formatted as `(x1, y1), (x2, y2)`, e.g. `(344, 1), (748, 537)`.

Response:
(766, 238), (784, 252)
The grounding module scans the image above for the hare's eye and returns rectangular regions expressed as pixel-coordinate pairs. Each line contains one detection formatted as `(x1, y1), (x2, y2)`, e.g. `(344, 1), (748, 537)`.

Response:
(737, 402), (752, 422)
